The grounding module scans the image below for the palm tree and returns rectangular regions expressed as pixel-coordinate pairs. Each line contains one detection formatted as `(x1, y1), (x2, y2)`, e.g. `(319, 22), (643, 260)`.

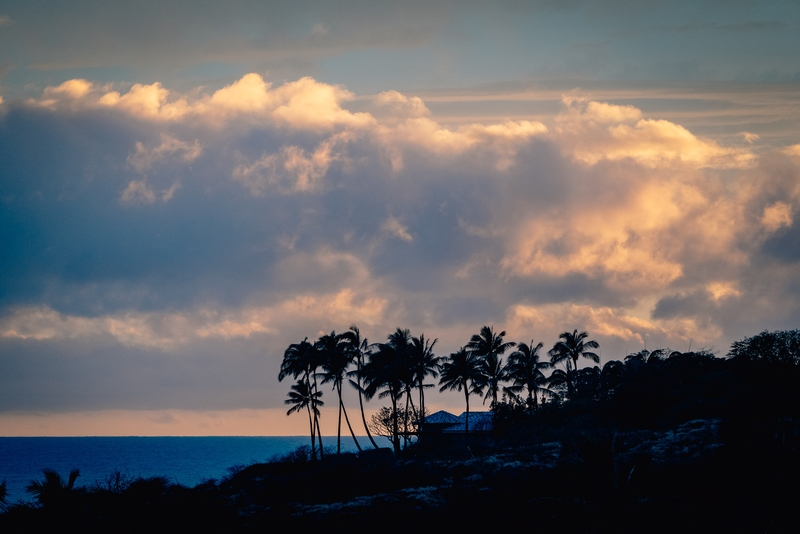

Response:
(506, 340), (552, 412)
(285, 380), (323, 456)
(409, 333), (439, 428)
(439, 347), (484, 434)
(363, 329), (412, 453)
(279, 338), (324, 458)
(466, 326), (516, 407)
(317, 331), (362, 454)
(341, 325), (380, 449)
(26, 468), (81, 508)
(549, 329), (600, 399)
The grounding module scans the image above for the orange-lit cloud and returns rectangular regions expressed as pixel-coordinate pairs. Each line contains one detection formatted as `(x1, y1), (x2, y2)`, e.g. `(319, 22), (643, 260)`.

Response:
(556, 96), (754, 169)
(0, 287), (386, 350)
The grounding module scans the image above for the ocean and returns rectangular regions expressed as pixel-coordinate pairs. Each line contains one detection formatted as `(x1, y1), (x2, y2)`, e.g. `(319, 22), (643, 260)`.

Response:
(0, 436), (390, 503)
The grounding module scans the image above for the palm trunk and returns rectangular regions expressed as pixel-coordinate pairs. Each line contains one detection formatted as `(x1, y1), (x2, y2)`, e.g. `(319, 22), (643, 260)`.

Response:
(341, 397), (362, 451)
(312, 374), (324, 458)
(358, 381), (379, 449)
(390, 391), (400, 454)
(403, 388), (411, 449)
(316, 415), (324, 458)
(419, 380), (425, 430)
(336, 383), (343, 454)
(465, 388), (470, 435)
(357, 356), (380, 449)
(306, 404), (316, 460)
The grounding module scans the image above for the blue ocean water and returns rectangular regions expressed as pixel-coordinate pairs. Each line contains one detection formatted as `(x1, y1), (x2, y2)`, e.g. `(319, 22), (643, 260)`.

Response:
(0, 436), (389, 503)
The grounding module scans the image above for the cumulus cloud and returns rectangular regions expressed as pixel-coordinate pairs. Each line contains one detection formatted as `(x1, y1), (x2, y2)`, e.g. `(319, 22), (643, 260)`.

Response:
(556, 96), (755, 169)
(29, 74), (375, 131)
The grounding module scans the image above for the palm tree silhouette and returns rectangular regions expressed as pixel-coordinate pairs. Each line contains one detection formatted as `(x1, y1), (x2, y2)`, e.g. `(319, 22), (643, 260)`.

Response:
(317, 331), (362, 454)
(26, 468), (81, 508)
(363, 329), (412, 453)
(279, 338), (324, 459)
(466, 326), (516, 407)
(285, 380), (323, 455)
(0, 479), (7, 511)
(549, 330), (600, 399)
(506, 340), (552, 412)
(341, 325), (380, 449)
(439, 347), (484, 434)
(410, 333), (439, 429)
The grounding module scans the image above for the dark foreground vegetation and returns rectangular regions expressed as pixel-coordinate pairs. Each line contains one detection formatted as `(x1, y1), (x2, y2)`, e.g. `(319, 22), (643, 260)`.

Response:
(3, 330), (800, 532)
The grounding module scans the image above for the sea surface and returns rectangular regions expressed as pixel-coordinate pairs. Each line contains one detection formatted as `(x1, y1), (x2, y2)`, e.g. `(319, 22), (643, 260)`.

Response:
(0, 436), (389, 503)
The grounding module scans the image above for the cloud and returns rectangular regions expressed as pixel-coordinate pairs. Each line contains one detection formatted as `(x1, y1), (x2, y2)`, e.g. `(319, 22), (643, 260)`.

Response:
(4, 73), (800, 423)
(30, 74), (376, 131)
(120, 179), (157, 204)
(128, 134), (202, 172)
(740, 131), (760, 143)
(0, 288), (385, 350)
(382, 216), (413, 242)
(556, 96), (755, 169)
(232, 132), (353, 194)
(28, 75), (548, 175)
(761, 201), (793, 233)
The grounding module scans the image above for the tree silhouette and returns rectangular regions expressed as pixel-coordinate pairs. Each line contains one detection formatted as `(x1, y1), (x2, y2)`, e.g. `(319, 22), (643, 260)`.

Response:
(285, 380), (323, 455)
(506, 340), (551, 412)
(466, 326), (516, 407)
(341, 325), (380, 449)
(439, 347), (484, 434)
(317, 331), (362, 454)
(728, 329), (800, 364)
(26, 468), (81, 508)
(410, 333), (440, 428)
(363, 329), (413, 453)
(549, 330), (599, 399)
(279, 338), (324, 459)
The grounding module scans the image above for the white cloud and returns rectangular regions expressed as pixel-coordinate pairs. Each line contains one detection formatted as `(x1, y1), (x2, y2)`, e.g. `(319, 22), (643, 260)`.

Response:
(128, 134), (202, 172)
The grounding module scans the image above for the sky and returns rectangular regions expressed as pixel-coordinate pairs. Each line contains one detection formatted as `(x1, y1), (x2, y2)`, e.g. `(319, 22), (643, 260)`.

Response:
(1, 0), (799, 436)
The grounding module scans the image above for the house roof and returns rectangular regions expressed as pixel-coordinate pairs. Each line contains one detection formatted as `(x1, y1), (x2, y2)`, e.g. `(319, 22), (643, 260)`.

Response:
(422, 410), (494, 432)
(424, 410), (462, 424)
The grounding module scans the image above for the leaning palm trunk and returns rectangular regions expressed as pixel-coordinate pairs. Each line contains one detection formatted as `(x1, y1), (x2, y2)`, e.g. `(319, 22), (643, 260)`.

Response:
(341, 396), (362, 451)
(357, 380), (380, 449)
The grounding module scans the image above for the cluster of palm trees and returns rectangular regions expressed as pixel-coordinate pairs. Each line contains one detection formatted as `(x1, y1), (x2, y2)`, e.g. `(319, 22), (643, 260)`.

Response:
(279, 325), (600, 455)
